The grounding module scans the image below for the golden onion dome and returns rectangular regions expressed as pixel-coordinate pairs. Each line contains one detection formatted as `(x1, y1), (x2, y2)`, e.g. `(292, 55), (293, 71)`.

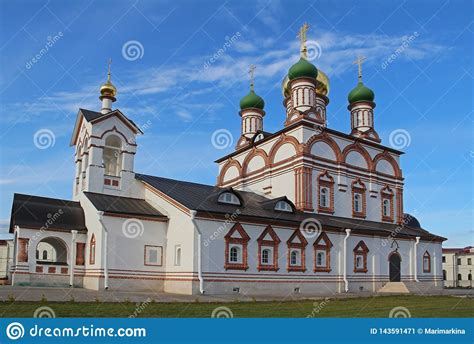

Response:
(99, 71), (117, 99)
(282, 69), (330, 98)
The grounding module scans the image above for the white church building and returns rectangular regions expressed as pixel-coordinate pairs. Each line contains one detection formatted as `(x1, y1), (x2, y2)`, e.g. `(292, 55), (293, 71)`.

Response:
(7, 26), (445, 295)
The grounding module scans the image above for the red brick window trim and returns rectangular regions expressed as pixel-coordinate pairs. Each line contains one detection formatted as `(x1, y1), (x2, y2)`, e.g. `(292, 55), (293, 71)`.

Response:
(224, 223), (250, 271)
(353, 240), (369, 273)
(257, 225), (281, 272)
(352, 178), (367, 218)
(18, 238), (29, 263)
(423, 250), (431, 273)
(317, 171), (335, 214)
(286, 229), (308, 272)
(314, 232), (333, 272)
(381, 185), (394, 222)
(89, 234), (96, 265)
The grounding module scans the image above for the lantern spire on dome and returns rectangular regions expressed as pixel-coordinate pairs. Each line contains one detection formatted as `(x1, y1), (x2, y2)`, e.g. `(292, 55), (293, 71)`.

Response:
(99, 58), (117, 113)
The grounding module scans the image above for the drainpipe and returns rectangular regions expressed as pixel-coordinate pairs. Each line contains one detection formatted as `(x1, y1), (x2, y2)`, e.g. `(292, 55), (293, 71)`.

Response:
(98, 211), (108, 289)
(343, 229), (351, 293)
(414, 236), (420, 282)
(69, 230), (77, 287)
(190, 210), (204, 294)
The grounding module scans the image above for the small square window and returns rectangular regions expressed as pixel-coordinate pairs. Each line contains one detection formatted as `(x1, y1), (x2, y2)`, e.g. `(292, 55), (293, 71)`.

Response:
(145, 246), (163, 266)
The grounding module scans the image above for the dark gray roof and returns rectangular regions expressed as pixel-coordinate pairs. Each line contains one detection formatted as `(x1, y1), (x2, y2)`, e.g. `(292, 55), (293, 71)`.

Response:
(9, 194), (86, 233)
(84, 192), (166, 219)
(78, 108), (142, 133)
(135, 174), (445, 241)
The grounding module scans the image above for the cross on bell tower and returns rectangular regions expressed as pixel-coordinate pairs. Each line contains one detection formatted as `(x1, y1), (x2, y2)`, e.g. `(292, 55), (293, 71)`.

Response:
(353, 55), (367, 82)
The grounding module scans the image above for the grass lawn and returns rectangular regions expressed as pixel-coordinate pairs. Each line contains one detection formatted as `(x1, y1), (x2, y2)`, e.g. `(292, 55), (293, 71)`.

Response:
(0, 295), (472, 318)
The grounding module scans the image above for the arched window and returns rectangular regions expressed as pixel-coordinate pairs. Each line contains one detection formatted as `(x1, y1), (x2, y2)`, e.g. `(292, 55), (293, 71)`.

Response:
(381, 185), (394, 222)
(275, 200), (293, 212)
(320, 187), (329, 208)
(224, 223), (249, 270)
(318, 171), (334, 213)
(443, 270), (446, 280)
(103, 135), (122, 176)
(354, 194), (362, 213)
(353, 241), (369, 273)
(458, 273), (462, 281)
(290, 250), (299, 266)
(261, 248), (271, 265)
(42, 250), (48, 260)
(314, 232), (333, 272)
(218, 192), (241, 205)
(287, 230), (307, 272)
(175, 246), (182, 266)
(229, 246), (240, 263)
(423, 251), (431, 273)
(89, 234), (96, 265)
(352, 179), (366, 218)
(257, 225), (280, 271)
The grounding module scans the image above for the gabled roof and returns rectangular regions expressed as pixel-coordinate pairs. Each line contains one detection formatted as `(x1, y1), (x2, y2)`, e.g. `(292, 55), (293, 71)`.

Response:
(83, 192), (166, 219)
(135, 173), (446, 241)
(70, 108), (143, 146)
(9, 194), (86, 233)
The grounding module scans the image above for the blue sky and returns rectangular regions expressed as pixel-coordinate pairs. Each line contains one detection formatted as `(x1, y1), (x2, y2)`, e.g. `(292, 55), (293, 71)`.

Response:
(0, 0), (472, 246)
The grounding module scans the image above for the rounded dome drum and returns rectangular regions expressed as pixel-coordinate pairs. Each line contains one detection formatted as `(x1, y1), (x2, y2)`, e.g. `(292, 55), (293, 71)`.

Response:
(282, 69), (329, 97)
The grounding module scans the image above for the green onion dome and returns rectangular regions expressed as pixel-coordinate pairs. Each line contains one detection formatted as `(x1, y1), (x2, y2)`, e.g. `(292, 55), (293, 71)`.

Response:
(288, 58), (318, 81)
(240, 90), (265, 110)
(348, 82), (375, 103)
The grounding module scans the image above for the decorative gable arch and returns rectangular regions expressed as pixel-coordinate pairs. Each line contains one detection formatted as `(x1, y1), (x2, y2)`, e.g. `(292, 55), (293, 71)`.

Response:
(241, 148), (269, 177)
(373, 151), (402, 178)
(268, 134), (301, 166)
(304, 132), (342, 163)
(217, 159), (242, 186)
(342, 143), (373, 170)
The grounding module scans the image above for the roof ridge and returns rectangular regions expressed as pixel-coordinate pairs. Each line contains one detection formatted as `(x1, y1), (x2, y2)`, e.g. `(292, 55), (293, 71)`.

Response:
(136, 173), (216, 189)
(13, 193), (78, 205)
(83, 191), (147, 202)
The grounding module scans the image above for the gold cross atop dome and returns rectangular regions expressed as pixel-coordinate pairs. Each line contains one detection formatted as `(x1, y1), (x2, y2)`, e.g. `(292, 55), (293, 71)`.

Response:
(297, 23), (310, 58)
(353, 55), (367, 82)
(248, 64), (256, 91)
(107, 58), (112, 80)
